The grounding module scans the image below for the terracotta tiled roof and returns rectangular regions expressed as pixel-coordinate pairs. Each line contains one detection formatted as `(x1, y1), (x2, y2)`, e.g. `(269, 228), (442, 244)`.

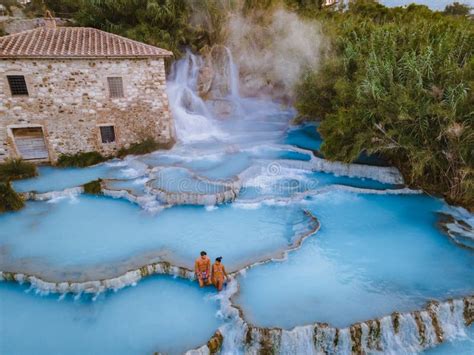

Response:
(0, 27), (173, 58)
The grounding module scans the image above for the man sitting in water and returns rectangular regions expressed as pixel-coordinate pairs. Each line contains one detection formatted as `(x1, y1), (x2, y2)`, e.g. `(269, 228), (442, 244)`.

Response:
(212, 257), (228, 292)
(195, 251), (211, 287)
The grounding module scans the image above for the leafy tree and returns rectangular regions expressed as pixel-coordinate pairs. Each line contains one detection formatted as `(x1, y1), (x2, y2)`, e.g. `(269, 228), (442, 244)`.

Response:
(444, 2), (471, 17)
(34, 0), (230, 57)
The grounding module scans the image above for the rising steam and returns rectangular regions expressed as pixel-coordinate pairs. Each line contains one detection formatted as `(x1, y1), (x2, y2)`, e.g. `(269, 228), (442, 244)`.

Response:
(225, 8), (328, 100)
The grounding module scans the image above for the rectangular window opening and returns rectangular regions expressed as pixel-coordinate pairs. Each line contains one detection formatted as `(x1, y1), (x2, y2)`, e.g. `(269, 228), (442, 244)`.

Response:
(107, 77), (124, 98)
(7, 75), (29, 96)
(100, 126), (116, 143)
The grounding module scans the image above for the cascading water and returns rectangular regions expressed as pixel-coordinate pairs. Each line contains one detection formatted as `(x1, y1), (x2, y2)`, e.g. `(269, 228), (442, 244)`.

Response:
(1, 47), (473, 355)
(225, 46), (240, 99)
(167, 51), (226, 143)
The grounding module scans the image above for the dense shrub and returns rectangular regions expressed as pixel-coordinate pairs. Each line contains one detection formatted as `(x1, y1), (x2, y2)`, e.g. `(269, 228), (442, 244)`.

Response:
(295, 1), (474, 209)
(0, 159), (37, 181)
(56, 152), (107, 168)
(0, 182), (24, 213)
(117, 138), (174, 158)
(444, 2), (471, 17)
(33, 0), (229, 58)
(83, 179), (103, 195)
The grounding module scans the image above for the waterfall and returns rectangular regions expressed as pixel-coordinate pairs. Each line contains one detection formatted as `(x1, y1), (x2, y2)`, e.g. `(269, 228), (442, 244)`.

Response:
(225, 47), (240, 98)
(280, 326), (316, 354)
(167, 51), (225, 143)
(167, 46), (247, 143)
(225, 296), (474, 354)
(434, 299), (467, 340)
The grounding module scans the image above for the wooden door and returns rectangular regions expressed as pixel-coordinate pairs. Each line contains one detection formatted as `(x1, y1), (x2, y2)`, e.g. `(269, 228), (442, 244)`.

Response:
(12, 127), (49, 160)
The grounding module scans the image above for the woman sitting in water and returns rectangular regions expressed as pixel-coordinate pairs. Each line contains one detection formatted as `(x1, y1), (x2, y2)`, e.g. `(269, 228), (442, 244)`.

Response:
(212, 257), (228, 291)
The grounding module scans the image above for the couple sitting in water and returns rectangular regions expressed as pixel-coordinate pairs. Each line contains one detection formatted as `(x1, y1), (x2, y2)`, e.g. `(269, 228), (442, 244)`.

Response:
(194, 251), (228, 291)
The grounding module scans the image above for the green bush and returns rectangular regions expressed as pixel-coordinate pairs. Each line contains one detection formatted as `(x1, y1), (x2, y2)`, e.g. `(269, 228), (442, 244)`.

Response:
(117, 138), (174, 158)
(56, 151), (107, 168)
(83, 179), (103, 195)
(0, 159), (38, 182)
(444, 2), (471, 17)
(295, 2), (474, 209)
(0, 182), (24, 213)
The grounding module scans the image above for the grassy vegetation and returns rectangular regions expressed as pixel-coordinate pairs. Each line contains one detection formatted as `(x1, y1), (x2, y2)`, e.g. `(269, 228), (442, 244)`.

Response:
(0, 182), (24, 213)
(117, 138), (174, 158)
(295, 1), (473, 209)
(83, 179), (103, 195)
(56, 151), (108, 168)
(56, 138), (172, 167)
(0, 159), (36, 213)
(22, 0), (474, 208)
(27, 0), (230, 58)
(0, 159), (37, 182)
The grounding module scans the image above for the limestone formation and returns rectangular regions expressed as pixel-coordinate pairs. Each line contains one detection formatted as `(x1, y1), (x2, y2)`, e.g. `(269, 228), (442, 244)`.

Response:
(198, 45), (234, 99)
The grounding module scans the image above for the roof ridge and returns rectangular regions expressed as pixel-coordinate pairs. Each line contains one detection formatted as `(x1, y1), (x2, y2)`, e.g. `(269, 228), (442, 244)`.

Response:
(0, 26), (173, 58)
(0, 27), (40, 40)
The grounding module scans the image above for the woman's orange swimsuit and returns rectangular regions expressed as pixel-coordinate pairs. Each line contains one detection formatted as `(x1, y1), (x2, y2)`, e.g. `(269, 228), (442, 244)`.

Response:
(212, 262), (226, 283)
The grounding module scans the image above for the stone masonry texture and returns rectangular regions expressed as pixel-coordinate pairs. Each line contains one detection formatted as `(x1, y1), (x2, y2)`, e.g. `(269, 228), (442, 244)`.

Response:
(0, 58), (174, 162)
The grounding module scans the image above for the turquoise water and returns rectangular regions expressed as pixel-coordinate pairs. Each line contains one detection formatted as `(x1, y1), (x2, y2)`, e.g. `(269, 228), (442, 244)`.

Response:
(239, 169), (395, 200)
(235, 192), (474, 329)
(151, 167), (228, 193)
(285, 123), (322, 151)
(12, 163), (139, 193)
(104, 178), (148, 196)
(0, 276), (222, 355)
(1, 52), (473, 354)
(426, 325), (474, 354)
(0, 195), (314, 280)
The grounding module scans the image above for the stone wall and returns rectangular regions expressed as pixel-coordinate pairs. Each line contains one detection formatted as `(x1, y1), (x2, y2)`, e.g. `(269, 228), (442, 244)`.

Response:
(0, 58), (174, 162)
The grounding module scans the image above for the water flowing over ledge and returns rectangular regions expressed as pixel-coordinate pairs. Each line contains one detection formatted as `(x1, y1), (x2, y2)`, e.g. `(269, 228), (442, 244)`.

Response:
(0, 210), (319, 293)
(183, 204), (474, 354)
(240, 296), (473, 354)
(0, 262), (195, 295)
(22, 186), (84, 201)
(21, 175), (417, 211)
(438, 207), (474, 250)
(306, 156), (403, 185)
(234, 185), (422, 210)
(186, 282), (473, 355)
(146, 166), (242, 205)
(4, 48), (473, 355)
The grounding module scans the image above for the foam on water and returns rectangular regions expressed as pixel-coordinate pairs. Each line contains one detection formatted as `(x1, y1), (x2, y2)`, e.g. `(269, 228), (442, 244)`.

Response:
(167, 52), (226, 143)
(426, 324), (474, 354)
(2, 48), (473, 355)
(12, 161), (146, 193)
(235, 192), (474, 329)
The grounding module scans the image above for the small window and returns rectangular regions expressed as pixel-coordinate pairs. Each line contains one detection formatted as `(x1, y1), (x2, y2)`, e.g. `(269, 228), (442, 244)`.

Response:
(7, 75), (29, 96)
(107, 77), (124, 98)
(100, 126), (116, 143)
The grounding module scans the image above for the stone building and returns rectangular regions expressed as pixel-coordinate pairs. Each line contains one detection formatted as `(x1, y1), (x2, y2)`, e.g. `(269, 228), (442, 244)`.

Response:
(0, 21), (174, 163)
